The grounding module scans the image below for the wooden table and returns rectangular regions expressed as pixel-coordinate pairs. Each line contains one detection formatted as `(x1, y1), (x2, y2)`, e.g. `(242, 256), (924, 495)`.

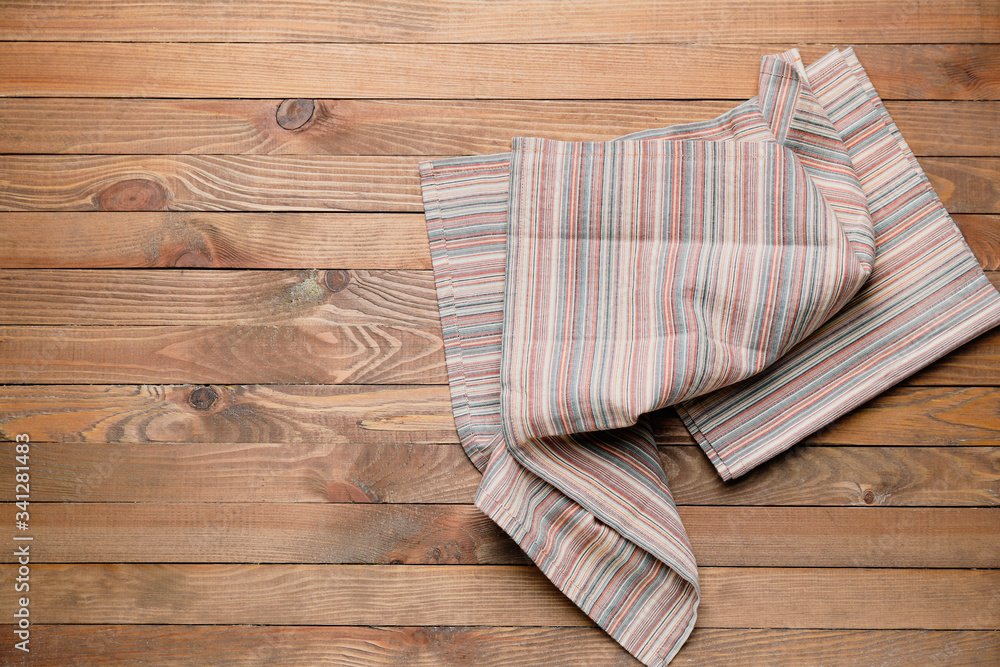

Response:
(1, 2), (998, 664)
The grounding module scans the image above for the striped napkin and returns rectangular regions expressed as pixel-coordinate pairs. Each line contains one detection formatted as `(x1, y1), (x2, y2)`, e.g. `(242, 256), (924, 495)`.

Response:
(419, 48), (1000, 666)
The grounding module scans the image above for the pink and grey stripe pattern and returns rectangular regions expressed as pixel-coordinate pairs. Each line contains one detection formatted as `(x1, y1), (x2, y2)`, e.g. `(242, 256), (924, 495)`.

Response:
(419, 48), (1000, 666)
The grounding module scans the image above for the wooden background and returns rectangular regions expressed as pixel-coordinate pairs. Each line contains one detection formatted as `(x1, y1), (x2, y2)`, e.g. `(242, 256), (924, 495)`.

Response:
(0, 1), (998, 664)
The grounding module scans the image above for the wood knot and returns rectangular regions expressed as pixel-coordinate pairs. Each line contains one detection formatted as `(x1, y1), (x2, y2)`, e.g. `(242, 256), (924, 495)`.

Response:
(189, 386), (219, 411)
(326, 481), (373, 503)
(324, 269), (351, 292)
(862, 489), (876, 505)
(98, 178), (168, 211)
(173, 251), (213, 268)
(276, 99), (316, 130)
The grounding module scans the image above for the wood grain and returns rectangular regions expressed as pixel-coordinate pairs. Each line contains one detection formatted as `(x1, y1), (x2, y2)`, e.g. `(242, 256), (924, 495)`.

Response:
(0, 384), (459, 445)
(0, 212), (432, 269)
(908, 326), (1000, 385)
(2, 99), (997, 157)
(0, 155), (422, 213)
(3, 323), (996, 386)
(0, 503), (529, 566)
(3, 317), (998, 388)
(661, 445), (1000, 507)
(4, 503), (996, 568)
(1, 44), (998, 99)
(1, 1), (996, 665)
(0, 325), (447, 385)
(924, 157), (1000, 212)
(1, 626), (994, 667)
(0, 213), (994, 272)
(890, 102), (1000, 157)
(3, 384), (999, 446)
(0, 441), (483, 504)
(1, 564), (995, 629)
(1, 0), (996, 43)
(1, 155), (995, 213)
(2, 269), (997, 387)
(7, 441), (996, 507)
(956, 214), (1000, 271)
(0, 269), (441, 326)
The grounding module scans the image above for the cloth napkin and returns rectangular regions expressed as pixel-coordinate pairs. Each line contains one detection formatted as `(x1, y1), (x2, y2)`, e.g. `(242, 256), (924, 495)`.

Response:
(418, 47), (1000, 666)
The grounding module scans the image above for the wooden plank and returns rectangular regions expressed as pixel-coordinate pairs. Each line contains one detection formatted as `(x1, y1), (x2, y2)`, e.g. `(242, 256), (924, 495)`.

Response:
(0, 504), (529, 566)
(0, 270), (441, 326)
(889, 102), (1000, 157)
(0, 441), (481, 504)
(0, 325), (447, 385)
(0, 155), (422, 213)
(1, 44), (997, 100)
(792, 386), (1000, 447)
(924, 157), (1000, 213)
(2, 99), (997, 157)
(4, 504), (996, 568)
(661, 445), (1000, 507)
(3, 322), (996, 388)
(1, 626), (994, 667)
(0, 384), (459, 445)
(3, 384), (999, 446)
(0, 268), (996, 387)
(908, 326), (1000, 386)
(1, 564), (995, 629)
(654, 386), (1000, 447)
(956, 214), (1000, 271)
(674, 629), (1000, 666)
(0, 155), (994, 213)
(7, 441), (996, 507)
(0, 213), (994, 272)
(697, 568), (1000, 630)
(3, 324), (994, 387)
(1, 0), (996, 43)
(0, 563), (591, 627)
(0, 213), (433, 270)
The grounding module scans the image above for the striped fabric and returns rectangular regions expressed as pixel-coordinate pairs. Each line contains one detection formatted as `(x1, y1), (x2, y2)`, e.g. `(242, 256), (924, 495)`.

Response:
(419, 48), (1000, 666)
(677, 49), (1000, 480)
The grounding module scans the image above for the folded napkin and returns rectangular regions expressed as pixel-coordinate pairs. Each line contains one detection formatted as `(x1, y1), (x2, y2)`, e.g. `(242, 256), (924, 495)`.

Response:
(419, 47), (1000, 666)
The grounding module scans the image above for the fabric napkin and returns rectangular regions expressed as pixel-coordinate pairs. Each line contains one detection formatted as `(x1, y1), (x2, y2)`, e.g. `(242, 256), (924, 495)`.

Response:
(418, 47), (1000, 666)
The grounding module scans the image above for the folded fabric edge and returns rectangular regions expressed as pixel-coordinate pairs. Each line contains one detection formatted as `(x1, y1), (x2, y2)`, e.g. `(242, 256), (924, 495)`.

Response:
(474, 439), (698, 667)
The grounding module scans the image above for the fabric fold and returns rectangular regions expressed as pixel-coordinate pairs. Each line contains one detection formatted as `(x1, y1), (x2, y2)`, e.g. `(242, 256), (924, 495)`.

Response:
(677, 47), (1000, 480)
(418, 48), (1000, 666)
